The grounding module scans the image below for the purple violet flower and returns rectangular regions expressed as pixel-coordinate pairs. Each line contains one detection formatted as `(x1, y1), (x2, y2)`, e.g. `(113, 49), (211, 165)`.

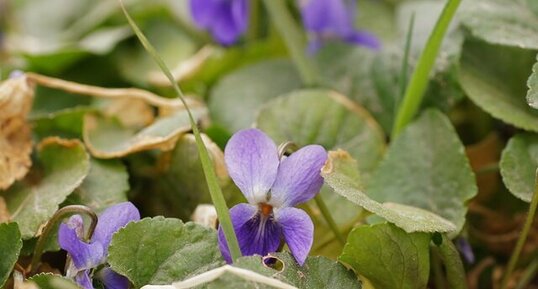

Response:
(58, 202), (140, 289)
(299, 0), (381, 52)
(189, 0), (249, 45)
(218, 128), (327, 265)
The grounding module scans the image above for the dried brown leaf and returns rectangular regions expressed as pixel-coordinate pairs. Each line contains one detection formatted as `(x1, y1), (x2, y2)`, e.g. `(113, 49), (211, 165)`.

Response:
(0, 76), (34, 190)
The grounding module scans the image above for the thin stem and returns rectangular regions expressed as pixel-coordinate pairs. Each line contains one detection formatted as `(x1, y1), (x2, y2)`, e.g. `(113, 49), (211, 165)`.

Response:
(398, 13), (415, 106)
(261, 0), (320, 86)
(31, 205), (98, 274)
(436, 234), (468, 289)
(515, 258), (538, 289)
(119, 0), (242, 262)
(247, 0), (261, 42)
(314, 195), (346, 245)
(500, 169), (538, 289)
(391, 0), (461, 139)
(431, 249), (448, 289)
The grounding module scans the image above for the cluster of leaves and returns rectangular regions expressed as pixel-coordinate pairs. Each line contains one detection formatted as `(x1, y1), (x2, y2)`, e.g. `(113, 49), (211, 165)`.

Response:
(1, 0), (538, 288)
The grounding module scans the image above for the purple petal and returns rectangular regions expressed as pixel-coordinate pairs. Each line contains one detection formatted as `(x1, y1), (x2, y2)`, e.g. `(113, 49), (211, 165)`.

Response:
(231, 0), (249, 35)
(270, 145), (327, 207)
(344, 30), (381, 50)
(58, 221), (104, 270)
(218, 203), (282, 263)
(190, 0), (222, 29)
(91, 202), (140, 255)
(75, 270), (93, 289)
(97, 267), (130, 289)
(225, 129), (280, 204)
(276, 207), (314, 265)
(212, 7), (244, 45)
(456, 238), (475, 264)
(301, 0), (355, 36)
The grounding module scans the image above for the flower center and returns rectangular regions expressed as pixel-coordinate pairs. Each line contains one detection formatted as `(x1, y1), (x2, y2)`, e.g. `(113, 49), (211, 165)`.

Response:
(259, 203), (273, 216)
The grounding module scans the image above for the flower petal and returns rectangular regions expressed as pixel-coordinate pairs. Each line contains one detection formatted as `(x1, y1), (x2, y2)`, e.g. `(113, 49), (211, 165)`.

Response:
(75, 270), (93, 289)
(276, 207), (314, 266)
(91, 202), (140, 254)
(270, 145), (327, 207)
(224, 129), (279, 204)
(344, 30), (381, 50)
(218, 203), (282, 263)
(190, 0), (222, 29)
(58, 218), (103, 270)
(301, 0), (355, 36)
(212, 7), (243, 45)
(231, 0), (249, 35)
(97, 267), (130, 289)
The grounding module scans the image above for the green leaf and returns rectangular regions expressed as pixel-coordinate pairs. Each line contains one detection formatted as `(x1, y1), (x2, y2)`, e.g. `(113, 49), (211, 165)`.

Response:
(29, 273), (82, 289)
(460, 0), (538, 50)
(66, 158), (129, 212)
(32, 107), (93, 140)
(208, 59), (302, 133)
(83, 107), (207, 158)
(108, 217), (224, 289)
(459, 39), (538, 131)
(236, 252), (362, 289)
(526, 54), (538, 109)
(500, 133), (538, 202)
(434, 234), (467, 289)
(321, 149), (456, 233)
(0, 223), (22, 288)
(256, 89), (386, 176)
(146, 134), (228, 220)
(116, 21), (196, 86)
(340, 223), (431, 289)
(368, 109), (476, 232)
(1, 138), (90, 239)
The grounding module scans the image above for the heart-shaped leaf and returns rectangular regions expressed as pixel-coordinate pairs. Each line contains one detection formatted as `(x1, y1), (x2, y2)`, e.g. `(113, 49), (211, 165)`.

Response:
(339, 223), (431, 289)
(459, 39), (538, 131)
(367, 110), (476, 233)
(108, 217), (224, 289)
(256, 89), (386, 177)
(500, 133), (538, 202)
(209, 59), (302, 133)
(321, 150), (456, 233)
(1, 138), (90, 238)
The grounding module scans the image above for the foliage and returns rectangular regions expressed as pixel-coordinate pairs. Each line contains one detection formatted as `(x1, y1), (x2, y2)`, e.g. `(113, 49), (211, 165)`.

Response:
(1, 0), (538, 288)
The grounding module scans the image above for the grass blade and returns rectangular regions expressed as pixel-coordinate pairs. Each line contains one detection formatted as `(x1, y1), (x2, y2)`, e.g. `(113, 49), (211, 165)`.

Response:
(118, 0), (242, 262)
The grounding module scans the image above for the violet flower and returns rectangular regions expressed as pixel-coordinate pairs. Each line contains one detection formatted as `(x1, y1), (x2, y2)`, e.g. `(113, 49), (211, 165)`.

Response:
(300, 0), (380, 52)
(189, 0), (249, 45)
(218, 129), (327, 265)
(58, 202), (140, 289)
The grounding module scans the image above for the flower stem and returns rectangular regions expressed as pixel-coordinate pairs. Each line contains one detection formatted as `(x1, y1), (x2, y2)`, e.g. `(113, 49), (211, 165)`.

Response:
(500, 169), (538, 289)
(391, 0), (461, 139)
(119, 0), (242, 262)
(314, 194), (346, 245)
(31, 205), (98, 274)
(436, 234), (469, 289)
(261, 0), (320, 86)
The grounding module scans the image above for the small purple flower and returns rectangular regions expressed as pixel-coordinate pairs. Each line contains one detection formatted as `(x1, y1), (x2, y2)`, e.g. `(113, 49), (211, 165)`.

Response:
(189, 0), (249, 45)
(299, 0), (381, 52)
(218, 129), (327, 265)
(58, 202), (140, 289)
(455, 237), (475, 264)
